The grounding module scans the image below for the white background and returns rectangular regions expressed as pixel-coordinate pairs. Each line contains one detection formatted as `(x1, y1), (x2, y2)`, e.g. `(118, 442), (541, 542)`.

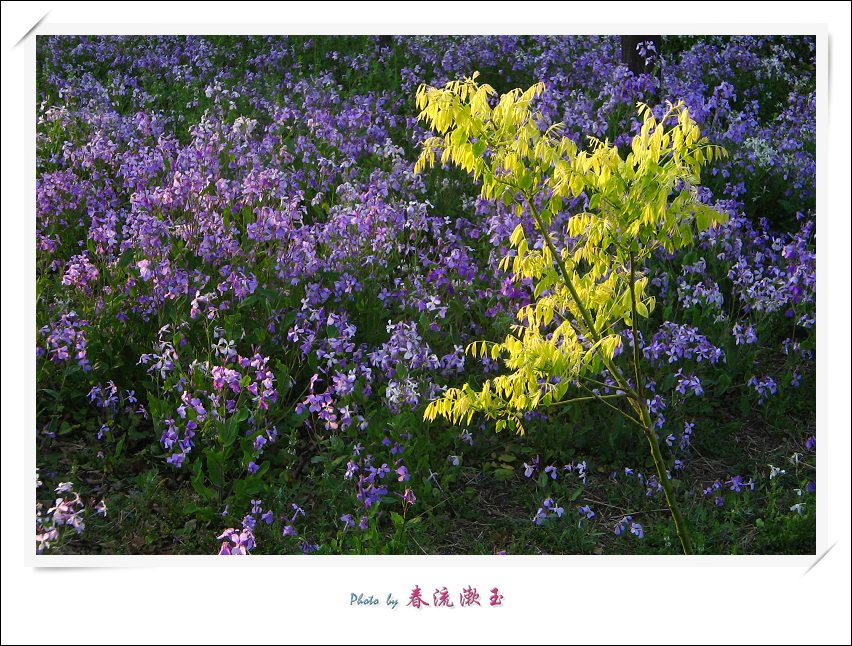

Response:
(2, 2), (850, 644)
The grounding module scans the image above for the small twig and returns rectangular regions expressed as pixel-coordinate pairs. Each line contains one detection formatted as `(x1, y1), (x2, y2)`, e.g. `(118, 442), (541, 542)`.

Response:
(541, 393), (627, 408)
(576, 381), (641, 426)
(586, 498), (669, 519)
(408, 533), (429, 555)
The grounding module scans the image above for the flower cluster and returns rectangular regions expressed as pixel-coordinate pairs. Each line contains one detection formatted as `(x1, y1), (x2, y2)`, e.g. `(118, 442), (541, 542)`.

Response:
(702, 475), (756, 507)
(614, 516), (644, 539)
(38, 311), (91, 371)
(36, 481), (105, 553)
(532, 497), (565, 525)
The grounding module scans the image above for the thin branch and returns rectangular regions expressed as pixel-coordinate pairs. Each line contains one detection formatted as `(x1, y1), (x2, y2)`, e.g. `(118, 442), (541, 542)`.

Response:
(628, 249), (646, 404)
(579, 375), (627, 394)
(582, 495), (669, 517)
(540, 393), (627, 408)
(523, 194), (638, 401)
(576, 381), (642, 427)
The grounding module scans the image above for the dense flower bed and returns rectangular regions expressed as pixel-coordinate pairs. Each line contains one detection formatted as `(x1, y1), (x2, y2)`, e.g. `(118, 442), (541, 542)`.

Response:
(36, 35), (815, 555)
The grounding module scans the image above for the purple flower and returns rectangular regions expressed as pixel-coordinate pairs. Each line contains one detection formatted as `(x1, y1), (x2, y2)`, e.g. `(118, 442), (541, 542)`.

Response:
(344, 460), (358, 479)
(728, 475), (744, 492)
(577, 505), (595, 520)
(732, 323), (758, 345)
(680, 422), (695, 450)
(217, 527), (256, 555)
(401, 488), (416, 506)
(674, 370), (704, 397)
(299, 541), (318, 554)
(747, 375), (778, 405)
(534, 497), (564, 524)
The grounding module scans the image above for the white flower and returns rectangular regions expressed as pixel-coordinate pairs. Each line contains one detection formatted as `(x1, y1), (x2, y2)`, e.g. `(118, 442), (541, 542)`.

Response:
(768, 465), (786, 480)
(55, 482), (74, 494)
(790, 503), (805, 515)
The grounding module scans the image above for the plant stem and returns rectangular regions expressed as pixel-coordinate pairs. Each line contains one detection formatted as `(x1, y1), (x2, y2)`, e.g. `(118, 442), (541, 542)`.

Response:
(628, 251), (645, 401)
(628, 250), (693, 554)
(638, 403), (694, 554)
(524, 195), (693, 554)
(524, 196), (637, 401)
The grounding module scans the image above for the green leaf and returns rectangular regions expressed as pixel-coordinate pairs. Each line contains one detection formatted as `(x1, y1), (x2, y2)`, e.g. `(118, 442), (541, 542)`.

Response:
(236, 407), (250, 423)
(493, 467), (514, 481)
(548, 195), (562, 215)
(205, 450), (225, 488)
(117, 248), (136, 270)
(219, 417), (239, 448)
(279, 310), (298, 330)
(716, 372), (732, 395)
(114, 434), (126, 458)
(191, 462), (213, 501)
(694, 203), (722, 232)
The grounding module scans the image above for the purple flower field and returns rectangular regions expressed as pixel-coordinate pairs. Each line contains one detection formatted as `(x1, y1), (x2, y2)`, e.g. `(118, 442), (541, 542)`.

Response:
(35, 35), (816, 555)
